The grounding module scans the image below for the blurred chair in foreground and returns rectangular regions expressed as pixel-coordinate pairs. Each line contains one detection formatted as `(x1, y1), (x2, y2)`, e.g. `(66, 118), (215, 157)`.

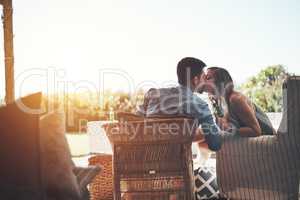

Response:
(0, 93), (101, 200)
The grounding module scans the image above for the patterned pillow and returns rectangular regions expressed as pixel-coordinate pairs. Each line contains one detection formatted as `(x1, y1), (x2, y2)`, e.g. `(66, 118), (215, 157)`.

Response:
(194, 166), (219, 200)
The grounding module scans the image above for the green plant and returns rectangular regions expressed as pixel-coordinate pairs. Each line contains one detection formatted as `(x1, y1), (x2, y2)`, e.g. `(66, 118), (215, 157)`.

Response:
(239, 65), (289, 112)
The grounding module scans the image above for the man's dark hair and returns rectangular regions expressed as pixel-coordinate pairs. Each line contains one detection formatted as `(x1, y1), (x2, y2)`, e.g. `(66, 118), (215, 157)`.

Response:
(177, 57), (206, 85)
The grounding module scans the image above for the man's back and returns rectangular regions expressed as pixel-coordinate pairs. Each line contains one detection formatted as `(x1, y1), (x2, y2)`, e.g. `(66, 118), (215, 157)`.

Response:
(137, 85), (222, 151)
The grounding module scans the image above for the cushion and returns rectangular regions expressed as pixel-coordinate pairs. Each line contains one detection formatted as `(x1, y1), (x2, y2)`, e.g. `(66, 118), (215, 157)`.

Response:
(194, 166), (219, 200)
(0, 92), (43, 199)
(40, 110), (81, 200)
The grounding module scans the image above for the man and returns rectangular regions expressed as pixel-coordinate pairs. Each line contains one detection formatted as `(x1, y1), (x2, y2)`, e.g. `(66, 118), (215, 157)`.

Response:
(137, 57), (222, 151)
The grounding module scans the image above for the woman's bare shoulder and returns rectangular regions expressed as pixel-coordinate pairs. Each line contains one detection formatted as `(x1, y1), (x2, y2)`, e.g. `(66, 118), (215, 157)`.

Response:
(229, 91), (247, 105)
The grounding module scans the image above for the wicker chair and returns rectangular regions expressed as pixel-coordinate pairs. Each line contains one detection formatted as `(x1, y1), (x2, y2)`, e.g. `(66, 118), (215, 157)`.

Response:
(216, 76), (300, 200)
(103, 117), (198, 200)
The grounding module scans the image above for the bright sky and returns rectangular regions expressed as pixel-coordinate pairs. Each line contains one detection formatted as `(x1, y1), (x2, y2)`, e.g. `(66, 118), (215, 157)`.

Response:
(1, 0), (300, 98)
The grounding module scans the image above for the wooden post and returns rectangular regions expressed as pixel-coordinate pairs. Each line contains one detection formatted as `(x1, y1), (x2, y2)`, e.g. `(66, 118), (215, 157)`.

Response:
(2, 0), (15, 104)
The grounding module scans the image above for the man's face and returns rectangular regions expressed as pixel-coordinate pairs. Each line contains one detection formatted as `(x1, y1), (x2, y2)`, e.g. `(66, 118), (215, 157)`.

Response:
(202, 69), (217, 94)
(192, 72), (206, 93)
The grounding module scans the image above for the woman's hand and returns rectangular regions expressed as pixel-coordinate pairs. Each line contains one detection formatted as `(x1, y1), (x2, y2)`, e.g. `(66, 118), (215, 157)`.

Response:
(193, 128), (205, 142)
(216, 117), (230, 131)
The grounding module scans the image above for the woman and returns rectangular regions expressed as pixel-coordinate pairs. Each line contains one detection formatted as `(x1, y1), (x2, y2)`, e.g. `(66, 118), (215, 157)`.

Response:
(203, 67), (275, 136)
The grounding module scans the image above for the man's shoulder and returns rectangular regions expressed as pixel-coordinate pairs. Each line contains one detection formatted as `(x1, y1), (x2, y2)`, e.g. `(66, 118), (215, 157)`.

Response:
(191, 93), (208, 106)
(145, 86), (208, 106)
(145, 86), (184, 96)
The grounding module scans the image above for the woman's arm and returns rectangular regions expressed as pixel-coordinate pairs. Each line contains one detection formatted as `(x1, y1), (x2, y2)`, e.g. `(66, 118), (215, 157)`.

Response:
(230, 94), (262, 137)
(193, 128), (209, 149)
(215, 115), (231, 131)
(193, 128), (205, 142)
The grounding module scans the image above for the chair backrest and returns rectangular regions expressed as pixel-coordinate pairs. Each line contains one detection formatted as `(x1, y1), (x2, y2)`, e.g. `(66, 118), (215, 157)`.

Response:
(104, 117), (197, 144)
(103, 117), (198, 200)
(278, 76), (300, 146)
(285, 76), (300, 140)
(285, 76), (300, 200)
(281, 76), (300, 174)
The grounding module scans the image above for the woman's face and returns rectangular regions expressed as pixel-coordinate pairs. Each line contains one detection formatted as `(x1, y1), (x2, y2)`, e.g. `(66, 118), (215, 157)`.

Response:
(203, 69), (217, 95)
